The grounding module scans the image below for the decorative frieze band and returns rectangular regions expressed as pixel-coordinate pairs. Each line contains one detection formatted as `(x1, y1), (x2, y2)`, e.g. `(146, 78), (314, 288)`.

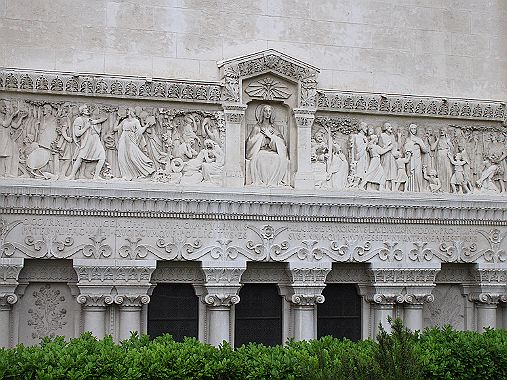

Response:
(317, 90), (506, 122)
(0, 69), (222, 104)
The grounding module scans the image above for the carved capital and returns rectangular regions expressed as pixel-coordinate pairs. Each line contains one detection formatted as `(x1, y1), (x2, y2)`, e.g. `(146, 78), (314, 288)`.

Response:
(204, 293), (240, 307)
(291, 293), (325, 306)
(202, 266), (245, 285)
(365, 293), (404, 305)
(223, 103), (247, 123)
(288, 266), (331, 285)
(469, 292), (502, 305)
(76, 294), (114, 308)
(368, 267), (439, 285)
(404, 293), (435, 305)
(0, 293), (18, 308)
(73, 259), (156, 286)
(293, 108), (316, 128)
(114, 294), (150, 308)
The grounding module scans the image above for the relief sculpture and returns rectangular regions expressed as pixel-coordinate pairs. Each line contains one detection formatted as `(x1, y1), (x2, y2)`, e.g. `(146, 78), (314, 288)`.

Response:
(314, 117), (507, 195)
(0, 98), (225, 186)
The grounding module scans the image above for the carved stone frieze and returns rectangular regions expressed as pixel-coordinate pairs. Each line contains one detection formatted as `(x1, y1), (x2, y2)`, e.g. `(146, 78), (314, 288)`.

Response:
(1, 69), (222, 103)
(27, 283), (68, 339)
(317, 91), (505, 122)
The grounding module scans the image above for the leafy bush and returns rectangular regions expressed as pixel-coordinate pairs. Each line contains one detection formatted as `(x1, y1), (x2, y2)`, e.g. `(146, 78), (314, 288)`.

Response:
(1, 321), (507, 380)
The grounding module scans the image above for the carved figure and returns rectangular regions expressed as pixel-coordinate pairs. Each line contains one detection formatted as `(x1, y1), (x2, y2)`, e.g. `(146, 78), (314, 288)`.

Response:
(54, 122), (74, 178)
(311, 131), (327, 162)
(324, 143), (348, 190)
(245, 104), (288, 186)
(492, 133), (507, 193)
(431, 128), (453, 192)
(141, 111), (167, 170)
(361, 134), (392, 191)
(449, 152), (467, 194)
(115, 107), (155, 180)
(0, 101), (27, 176)
(423, 167), (441, 193)
(476, 156), (500, 194)
(350, 122), (369, 182)
(67, 105), (108, 180)
(181, 139), (224, 185)
(379, 122), (398, 190)
(404, 123), (428, 192)
(393, 150), (411, 192)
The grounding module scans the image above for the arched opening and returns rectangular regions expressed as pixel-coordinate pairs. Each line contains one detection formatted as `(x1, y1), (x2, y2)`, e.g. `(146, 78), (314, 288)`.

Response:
(317, 284), (361, 341)
(234, 283), (282, 347)
(148, 283), (198, 341)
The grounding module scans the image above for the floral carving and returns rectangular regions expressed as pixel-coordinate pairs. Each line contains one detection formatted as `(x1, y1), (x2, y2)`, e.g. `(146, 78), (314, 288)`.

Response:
(27, 284), (67, 339)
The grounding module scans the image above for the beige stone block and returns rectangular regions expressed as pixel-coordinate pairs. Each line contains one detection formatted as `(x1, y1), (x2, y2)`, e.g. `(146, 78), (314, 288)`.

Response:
(254, 15), (286, 41)
(409, 54), (447, 78)
(332, 70), (375, 92)
(450, 33), (490, 57)
(391, 6), (444, 31)
(33, 21), (82, 50)
(451, 77), (507, 100)
(178, 0), (220, 10)
(55, 49), (105, 73)
(489, 36), (507, 60)
(222, 39), (268, 59)
(0, 19), (33, 47)
(471, 13), (507, 36)
(441, 9), (471, 34)
(199, 60), (219, 80)
(267, 0), (310, 17)
(219, 12), (263, 40)
(412, 74), (453, 98)
(5, 0), (56, 22)
(153, 7), (201, 34)
(105, 53), (153, 76)
(356, 49), (412, 75)
(0, 45), (5, 66)
(310, 45), (360, 69)
(0, 0), (6, 18)
(371, 27), (414, 51)
(176, 33), (222, 60)
(413, 30), (451, 55)
(103, 29), (177, 57)
(106, 2), (154, 30)
(80, 27), (108, 52)
(55, 0), (107, 27)
(471, 58), (507, 82)
(152, 56), (200, 79)
(372, 72), (413, 94)
(310, 0), (352, 23)
(221, 0), (267, 15)
(349, 0), (395, 26)
(4, 45), (56, 69)
(443, 55), (473, 80)
(324, 22), (373, 48)
(317, 69), (333, 88)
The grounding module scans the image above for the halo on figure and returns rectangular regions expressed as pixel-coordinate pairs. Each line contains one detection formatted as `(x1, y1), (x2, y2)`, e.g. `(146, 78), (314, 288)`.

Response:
(171, 158), (184, 173)
(255, 104), (274, 124)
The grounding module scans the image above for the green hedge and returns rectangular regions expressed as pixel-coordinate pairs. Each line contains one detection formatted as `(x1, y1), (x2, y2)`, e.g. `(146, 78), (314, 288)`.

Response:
(1, 320), (506, 380)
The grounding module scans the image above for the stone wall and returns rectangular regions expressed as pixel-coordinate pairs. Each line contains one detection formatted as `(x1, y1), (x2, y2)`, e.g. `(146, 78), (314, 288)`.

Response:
(1, 0), (506, 100)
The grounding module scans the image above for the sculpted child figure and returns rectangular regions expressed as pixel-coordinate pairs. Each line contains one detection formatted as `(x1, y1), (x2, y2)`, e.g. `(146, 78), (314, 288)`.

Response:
(393, 150), (412, 192)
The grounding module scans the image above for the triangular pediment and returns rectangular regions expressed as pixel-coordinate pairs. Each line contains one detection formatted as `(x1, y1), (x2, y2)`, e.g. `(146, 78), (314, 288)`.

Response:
(218, 49), (319, 83)
(218, 50), (319, 104)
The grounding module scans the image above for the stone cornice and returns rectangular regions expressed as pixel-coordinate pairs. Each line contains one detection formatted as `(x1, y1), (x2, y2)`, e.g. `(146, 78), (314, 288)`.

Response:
(2, 181), (507, 225)
(317, 90), (505, 122)
(0, 68), (222, 104)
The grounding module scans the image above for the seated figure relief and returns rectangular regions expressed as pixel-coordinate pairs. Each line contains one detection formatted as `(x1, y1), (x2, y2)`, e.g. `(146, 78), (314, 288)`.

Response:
(312, 118), (507, 195)
(245, 104), (289, 187)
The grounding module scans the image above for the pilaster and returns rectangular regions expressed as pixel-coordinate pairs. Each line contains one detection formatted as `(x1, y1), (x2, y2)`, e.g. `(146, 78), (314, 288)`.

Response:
(201, 261), (246, 346)
(286, 262), (331, 341)
(293, 108), (316, 190)
(0, 258), (24, 348)
(222, 103), (247, 187)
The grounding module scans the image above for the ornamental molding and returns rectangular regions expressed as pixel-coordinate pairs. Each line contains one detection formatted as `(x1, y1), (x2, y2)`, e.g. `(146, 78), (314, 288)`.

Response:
(3, 184), (507, 225)
(0, 68), (222, 104)
(76, 294), (114, 307)
(317, 90), (505, 122)
(365, 292), (434, 305)
(73, 259), (156, 285)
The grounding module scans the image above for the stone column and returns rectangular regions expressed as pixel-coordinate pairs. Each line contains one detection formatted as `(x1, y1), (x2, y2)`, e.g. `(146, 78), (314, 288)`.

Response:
(0, 258), (24, 348)
(223, 103), (247, 187)
(287, 262), (331, 341)
(403, 294), (435, 332)
(201, 262), (246, 346)
(470, 293), (499, 331)
(115, 295), (150, 341)
(76, 295), (113, 338)
(366, 294), (399, 336)
(293, 108), (316, 190)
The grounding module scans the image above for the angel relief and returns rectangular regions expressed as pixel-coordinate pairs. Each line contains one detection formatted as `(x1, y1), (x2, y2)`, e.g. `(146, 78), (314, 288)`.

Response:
(245, 104), (289, 187)
(0, 98), (225, 186)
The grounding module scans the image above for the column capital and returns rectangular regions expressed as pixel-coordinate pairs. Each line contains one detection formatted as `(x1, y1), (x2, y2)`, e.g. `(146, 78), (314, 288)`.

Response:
(293, 108), (316, 128)
(201, 262), (246, 308)
(114, 294), (150, 308)
(76, 294), (114, 308)
(287, 262), (331, 306)
(222, 103), (247, 123)
(469, 292), (502, 305)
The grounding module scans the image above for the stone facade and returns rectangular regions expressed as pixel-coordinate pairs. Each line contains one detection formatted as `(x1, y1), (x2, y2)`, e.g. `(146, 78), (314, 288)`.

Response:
(1, 1), (507, 348)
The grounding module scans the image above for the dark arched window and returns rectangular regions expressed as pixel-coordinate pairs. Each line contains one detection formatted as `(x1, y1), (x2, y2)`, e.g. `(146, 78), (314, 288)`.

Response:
(317, 284), (361, 341)
(234, 283), (282, 347)
(148, 283), (198, 341)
